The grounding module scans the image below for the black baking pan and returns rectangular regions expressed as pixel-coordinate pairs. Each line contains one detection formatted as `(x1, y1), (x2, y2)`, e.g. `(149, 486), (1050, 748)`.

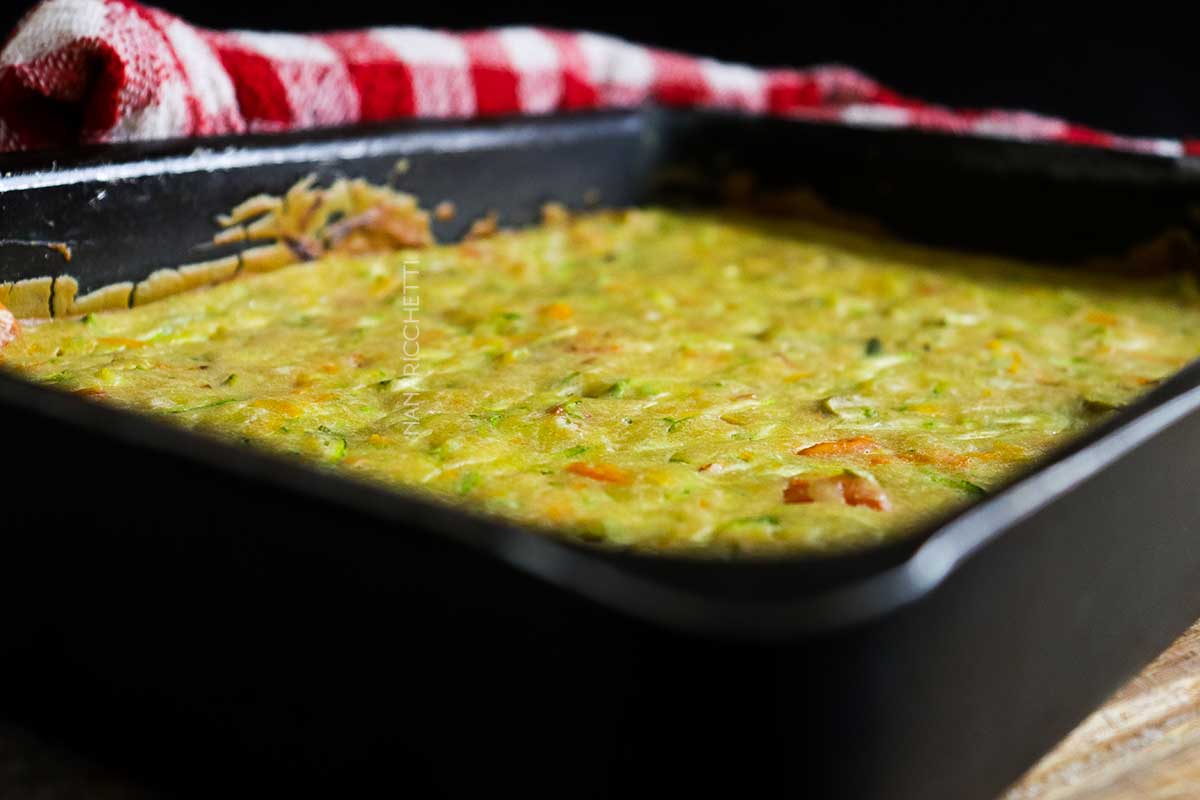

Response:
(2, 108), (1200, 799)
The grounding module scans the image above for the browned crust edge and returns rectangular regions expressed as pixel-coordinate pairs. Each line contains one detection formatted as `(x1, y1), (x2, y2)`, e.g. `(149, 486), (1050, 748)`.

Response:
(0, 176), (437, 322)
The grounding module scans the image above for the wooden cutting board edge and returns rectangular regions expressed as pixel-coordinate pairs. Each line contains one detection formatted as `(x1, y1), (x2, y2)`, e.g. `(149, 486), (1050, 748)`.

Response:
(1005, 619), (1200, 800)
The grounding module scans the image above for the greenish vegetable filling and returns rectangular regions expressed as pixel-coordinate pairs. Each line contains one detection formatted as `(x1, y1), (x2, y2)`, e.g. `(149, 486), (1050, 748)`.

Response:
(5, 208), (1200, 555)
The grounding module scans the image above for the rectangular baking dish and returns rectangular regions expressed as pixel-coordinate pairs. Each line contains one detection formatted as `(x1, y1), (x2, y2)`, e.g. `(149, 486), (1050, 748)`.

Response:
(2, 108), (1200, 798)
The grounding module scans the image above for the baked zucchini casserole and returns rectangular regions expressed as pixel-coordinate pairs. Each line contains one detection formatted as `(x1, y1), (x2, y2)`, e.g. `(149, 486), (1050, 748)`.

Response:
(3, 181), (1200, 555)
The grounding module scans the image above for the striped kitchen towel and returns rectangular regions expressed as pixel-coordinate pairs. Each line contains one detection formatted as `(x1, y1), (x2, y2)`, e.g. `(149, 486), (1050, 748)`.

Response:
(0, 0), (1195, 156)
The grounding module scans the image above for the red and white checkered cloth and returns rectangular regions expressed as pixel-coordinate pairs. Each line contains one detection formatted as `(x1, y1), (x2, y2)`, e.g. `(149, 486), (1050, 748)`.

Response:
(1, 0), (1197, 156)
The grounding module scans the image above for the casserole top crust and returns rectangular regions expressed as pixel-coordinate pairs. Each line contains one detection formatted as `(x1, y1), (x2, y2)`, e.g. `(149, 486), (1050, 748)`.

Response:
(3, 205), (1200, 555)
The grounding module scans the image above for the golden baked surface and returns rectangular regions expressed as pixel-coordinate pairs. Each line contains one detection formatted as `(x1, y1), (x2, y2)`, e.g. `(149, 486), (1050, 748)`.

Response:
(5, 208), (1200, 554)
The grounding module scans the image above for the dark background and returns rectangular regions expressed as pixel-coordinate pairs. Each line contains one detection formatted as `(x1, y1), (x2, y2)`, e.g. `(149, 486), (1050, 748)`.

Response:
(3, 0), (1197, 139)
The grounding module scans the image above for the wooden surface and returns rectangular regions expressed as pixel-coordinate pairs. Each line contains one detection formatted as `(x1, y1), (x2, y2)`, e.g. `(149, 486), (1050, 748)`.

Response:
(3, 623), (1200, 799)
(1005, 619), (1200, 799)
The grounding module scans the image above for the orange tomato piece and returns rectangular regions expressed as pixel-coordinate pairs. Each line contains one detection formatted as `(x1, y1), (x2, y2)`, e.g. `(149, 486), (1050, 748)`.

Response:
(251, 398), (304, 418)
(897, 449), (971, 470)
(541, 301), (574, 321)
(783, 472), (891, 511)
(97, 336), (146, 349)
(797, 435), (882, 457)
(566, 461), (633, 485)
